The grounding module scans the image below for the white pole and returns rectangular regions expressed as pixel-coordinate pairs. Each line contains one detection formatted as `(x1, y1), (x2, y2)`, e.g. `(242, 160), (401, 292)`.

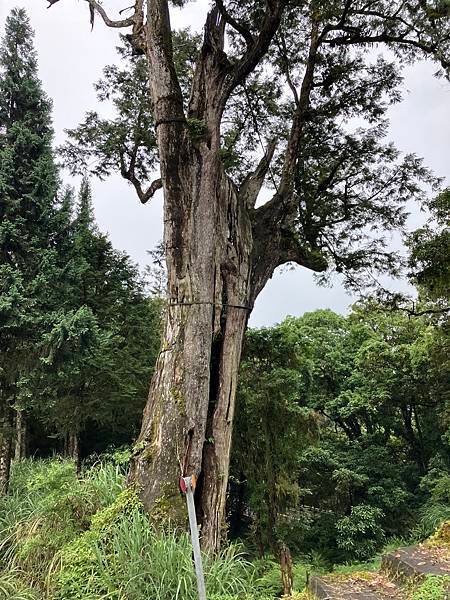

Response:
(181, 476), (207, 600)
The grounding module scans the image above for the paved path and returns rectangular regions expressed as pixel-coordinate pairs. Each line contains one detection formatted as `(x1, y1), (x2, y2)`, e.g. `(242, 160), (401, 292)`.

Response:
(308, 543), (450, 599)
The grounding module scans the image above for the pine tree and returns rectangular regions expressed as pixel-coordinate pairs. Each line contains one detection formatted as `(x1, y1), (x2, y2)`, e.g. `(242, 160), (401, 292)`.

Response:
(0, 8), (59, 493)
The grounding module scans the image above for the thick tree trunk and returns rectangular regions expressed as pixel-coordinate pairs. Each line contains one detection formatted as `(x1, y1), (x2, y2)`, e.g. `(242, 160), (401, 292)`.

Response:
(14, 410), (26, 461)
(128, 3), (280, 554)
(129, 144), (253, 550)
(0, 402), (13, 495)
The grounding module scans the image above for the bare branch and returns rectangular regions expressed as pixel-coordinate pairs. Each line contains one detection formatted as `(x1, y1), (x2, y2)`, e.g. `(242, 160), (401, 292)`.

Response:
(47, 0), (135, 27)
(239, 139), (276, 208)
(119, 146), (162, 204)
(215, 0), (255, 47)
(90, 0), (138, 27)
(84, 0), (135, 28)
(125, 168), (163, 204)
(139, 177), (163, 204)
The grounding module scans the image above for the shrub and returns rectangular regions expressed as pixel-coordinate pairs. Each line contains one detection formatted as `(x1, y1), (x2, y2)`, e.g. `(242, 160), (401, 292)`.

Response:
(52, 492), (255, 600)
(336, 505), (385, 560)
(411, 575), (450, 600)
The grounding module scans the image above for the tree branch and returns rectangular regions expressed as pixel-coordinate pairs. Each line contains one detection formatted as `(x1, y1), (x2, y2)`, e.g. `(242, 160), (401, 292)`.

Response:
(126, 170), (163, 204)
(220, 0), (286, 107)
(275, 30), (300, 106)
(249, 191), (327, 302)
(278, 18), (320, 199)
(324, 32), (450, 69)
(119, 149), (162, 204)
(215, 0), (255, 47)
(83, 0), (135, 28)
(239, 139), (276, 208)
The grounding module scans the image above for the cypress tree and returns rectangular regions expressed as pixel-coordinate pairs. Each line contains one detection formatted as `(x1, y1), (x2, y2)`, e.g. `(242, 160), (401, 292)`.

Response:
(0, 8), (58, 492)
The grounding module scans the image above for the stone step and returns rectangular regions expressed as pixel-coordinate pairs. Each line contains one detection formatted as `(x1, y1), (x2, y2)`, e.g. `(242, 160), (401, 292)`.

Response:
(308, 572), (403, 600)
(382, 544), (450, 582)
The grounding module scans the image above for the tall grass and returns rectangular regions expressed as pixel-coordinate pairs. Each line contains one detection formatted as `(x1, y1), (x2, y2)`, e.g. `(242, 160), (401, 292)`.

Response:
(411, 503), (450, 542)
(0, 569), (37, 600)
(0, 458), (262, 600)
(53, 506), (256, 600)
(0, 458), (126, 588)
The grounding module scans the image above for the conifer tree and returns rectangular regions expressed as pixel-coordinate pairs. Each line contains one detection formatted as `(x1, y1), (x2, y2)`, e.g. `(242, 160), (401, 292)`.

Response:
(0, 8), (59, 493)
(37, 178), (161, 462)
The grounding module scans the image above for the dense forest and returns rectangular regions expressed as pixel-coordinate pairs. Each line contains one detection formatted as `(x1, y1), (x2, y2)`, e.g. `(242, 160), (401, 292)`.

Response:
(0, 5), (449, 600)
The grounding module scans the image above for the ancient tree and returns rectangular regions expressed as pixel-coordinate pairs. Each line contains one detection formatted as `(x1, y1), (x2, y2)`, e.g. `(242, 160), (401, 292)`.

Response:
(48, 0), (449, 552)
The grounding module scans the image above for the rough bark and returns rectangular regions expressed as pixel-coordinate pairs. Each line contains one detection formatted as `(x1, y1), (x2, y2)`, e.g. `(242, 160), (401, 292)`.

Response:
(280, 544), (294, 597)
(128, 137), (255, 543)
(127, 2), (322, 554)
(128, 3), (257, 551)
(0, 402), (13, 495)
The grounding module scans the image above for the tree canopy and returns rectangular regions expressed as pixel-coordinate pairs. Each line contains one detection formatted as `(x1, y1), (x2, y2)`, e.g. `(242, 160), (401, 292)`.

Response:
(58, 0), (449, 289)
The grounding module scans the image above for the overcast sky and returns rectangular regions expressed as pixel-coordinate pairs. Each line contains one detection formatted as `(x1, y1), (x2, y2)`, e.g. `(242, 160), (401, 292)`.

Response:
(1, 1), (449, 326)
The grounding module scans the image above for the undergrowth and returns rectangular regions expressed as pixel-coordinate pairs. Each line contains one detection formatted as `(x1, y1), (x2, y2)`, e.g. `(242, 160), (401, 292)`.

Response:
(409, 575), (450, 600)
(0, 568), (37, 600)
(1, 458), (449, 600)
(0, 458), (261, 600)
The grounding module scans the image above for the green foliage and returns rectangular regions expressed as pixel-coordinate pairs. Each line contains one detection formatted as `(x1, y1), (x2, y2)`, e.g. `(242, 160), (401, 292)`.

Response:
(59, 0), (450, 289)
(64, 506), (254, 600)
(34, 177), (162, 446)
(1, 10), (163, 473)
(0, 7), (60, 479)
(232, 323), (318, 551)
(408, 189), (450, 304)
(336, 505), (385, 560)
(0, 457), (262, 600)
(52, 488), (143, 600)
(0, 458), (125, 587)
(232, 302), (450, 561)
(410, 575), (450, 600)
(186, 117), (208, 142)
